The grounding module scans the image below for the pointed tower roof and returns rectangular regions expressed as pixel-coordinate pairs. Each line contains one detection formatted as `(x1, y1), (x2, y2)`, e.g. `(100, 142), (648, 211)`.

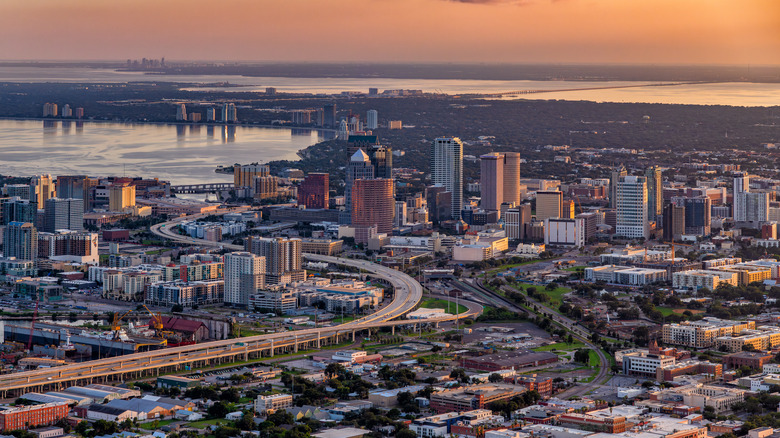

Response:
(350, 148), (370, 162)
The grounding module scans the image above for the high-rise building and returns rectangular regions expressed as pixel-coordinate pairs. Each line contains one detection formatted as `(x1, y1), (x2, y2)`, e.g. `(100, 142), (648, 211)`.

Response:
(298, 173), (329, 209)
(38, 230), (99, 264)
(234, 163), (270, 188)
(44, 198), (84, 232)
(222, 103), (237, 122)
(663, 202), (686, 241)
(480, 153), (504, 212)
(395, 201), (407, 227)
(30, 175), (56, 206)
(3, 222), (38, 261)
(610, 165), (628, 209)
(224, 252), (265, 307)
(74, 107), (84, 118)
(253, 176), (279, 200)
(672, 196), (711, 236)
(352, 178), (395, 236)
(368, 145), (393, 179)
(245, 237), (303, 284)
(6, 184), (31, 200)
(56, 175), (96, 211)
(61, 104), (72, 118)
(505, 203), (532, 240)
(733, 173), (769, 224)
(645, 166), (663, 222)
(176, 104), (187, 121)
(430, 138), (463, 219)
(366, 110), (378, 130)
(206, 107), (216, 122)
(323, 104), (337, 128)
(535, 191), (563, 221)
(42, 103), (58, 117)
(616, 175), (649, 239)
(2, 197), (37, 225)
(562, 199), (576, 219)
(426, 185), (452, 222)
(109, 184), (136, 212)
(502, 152), (522, 206)
(343, 149), (375, 224)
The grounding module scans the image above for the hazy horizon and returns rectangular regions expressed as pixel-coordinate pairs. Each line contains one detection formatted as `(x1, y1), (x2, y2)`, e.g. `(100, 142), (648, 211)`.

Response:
(1, 0), (778, 66)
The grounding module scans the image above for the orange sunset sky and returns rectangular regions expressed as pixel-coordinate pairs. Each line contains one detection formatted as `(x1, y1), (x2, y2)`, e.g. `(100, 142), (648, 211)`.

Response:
(0, 0), (778, 65)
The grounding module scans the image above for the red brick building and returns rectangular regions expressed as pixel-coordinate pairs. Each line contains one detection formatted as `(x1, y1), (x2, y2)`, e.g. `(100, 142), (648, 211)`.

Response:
(0, 403), (69, 432)
(723, 352), (774, 370)
(463, 351), (558, 372)
(657, 360), (722, 382)
(515, 375), (553, 397)
(558, 413), (626, 433)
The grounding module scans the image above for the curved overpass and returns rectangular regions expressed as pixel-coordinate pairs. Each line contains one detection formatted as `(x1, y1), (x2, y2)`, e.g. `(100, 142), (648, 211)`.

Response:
(0, 209), (457, 396)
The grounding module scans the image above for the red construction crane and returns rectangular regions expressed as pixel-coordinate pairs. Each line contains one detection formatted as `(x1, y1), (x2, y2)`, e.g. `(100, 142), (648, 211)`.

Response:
(27, 298), (39, 351)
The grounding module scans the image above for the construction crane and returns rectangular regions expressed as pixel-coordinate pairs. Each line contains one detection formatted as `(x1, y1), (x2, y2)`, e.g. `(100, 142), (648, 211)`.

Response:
(142, 304), (164, 332)
(27, 298), (40, 351)
(111, 309), (134, 332)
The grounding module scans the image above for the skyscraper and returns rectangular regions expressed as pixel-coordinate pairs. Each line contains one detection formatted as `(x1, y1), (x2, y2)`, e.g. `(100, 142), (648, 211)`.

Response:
(224, 252), (265, 307)
(733, 172), (769, 223)
(245, 237), (303, 284)
(609, 165), (627, 209)
(61, 104), (72, 118)
(672, 196), (711, 236)
(222, 103), (237, 122)
(44, 198), (84, 232)
(176, 104), (187, 121)
(109, 184), (136, 212)
(368, 145), (393, 179)
(3, 222), (38, 261)
(2, 197), (37, 225)
(480, 153), (504, 212)
(234, 163), (270, 188)
(6, 184), (31, 200)
(206, 107), (216, 122)
(502, 152), (522, 206)
(323, 104), (337, 128)
(56, 175), (96, 211)
(42, 103), (58, 117)
(366, 110), (378, 130)
(430, 137), (463, 219)
(663, 202), (686, 241)
(645, 166), (663, 221)
(352, 178), (395, 235)
(30, 175), (56, 206)
(615, 175), (649, 239)
(535, 191), (563, 221)
(395, 201), (407, 227)
(298, 173), (329, 209)
(343, 149), (375, 224)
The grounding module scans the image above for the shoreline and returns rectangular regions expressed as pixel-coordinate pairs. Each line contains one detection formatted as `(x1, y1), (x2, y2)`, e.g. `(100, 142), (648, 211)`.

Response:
(0, 116), (339, 134)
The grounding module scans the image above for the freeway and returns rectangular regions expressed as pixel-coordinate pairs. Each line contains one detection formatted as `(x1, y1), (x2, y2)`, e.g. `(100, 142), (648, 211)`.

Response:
(0, 208), (459, 396)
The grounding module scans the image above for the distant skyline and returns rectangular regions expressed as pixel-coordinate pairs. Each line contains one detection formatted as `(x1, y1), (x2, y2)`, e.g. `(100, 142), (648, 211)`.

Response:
(1, 0), (778, 66)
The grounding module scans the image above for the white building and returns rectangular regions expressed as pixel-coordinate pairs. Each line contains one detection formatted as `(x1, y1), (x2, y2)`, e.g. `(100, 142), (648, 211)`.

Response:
(615, 175), (649, 239)
(734, 173), (769, 223)
(431, 137), (464, 219)
(255, 393), (293, 415)
(366, 110), (378, 130)
(585, 265), (666, 285)
(544, 218), (584, 247)
(224, 252), (265, 307)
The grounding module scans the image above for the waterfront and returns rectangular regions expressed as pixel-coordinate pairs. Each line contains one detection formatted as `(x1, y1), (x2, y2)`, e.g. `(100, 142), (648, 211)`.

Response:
(0, 66), (779, 107)
(0, 119), (325, 185)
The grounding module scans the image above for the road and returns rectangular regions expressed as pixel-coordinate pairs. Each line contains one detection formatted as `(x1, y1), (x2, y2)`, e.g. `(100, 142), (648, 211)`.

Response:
(459, 277), (610, 398)
(0, 209), (485, 397)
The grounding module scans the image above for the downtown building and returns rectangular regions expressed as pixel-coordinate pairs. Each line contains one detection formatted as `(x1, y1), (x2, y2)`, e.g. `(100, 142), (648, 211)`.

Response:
(145, 279), (225, 307)
(38, 230), (99, 264)
(245, 237), (304, 285)
(44, 197), (84, 232)
(224, 252), (266, 307)
(352, 178), (395, 243)
(342, 149), (376, 224)
(662, 318), (756, 348)
(479, 152), (522, 216)
(615, 175), (649, 239)
(431, 138), (464, 219)
(734, 172), (769, 225)
(3, 222), (38, 263)
(298, 173), (329, 209)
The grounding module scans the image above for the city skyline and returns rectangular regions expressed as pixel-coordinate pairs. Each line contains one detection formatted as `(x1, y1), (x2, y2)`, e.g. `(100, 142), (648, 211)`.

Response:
(0, 0), (777, 65)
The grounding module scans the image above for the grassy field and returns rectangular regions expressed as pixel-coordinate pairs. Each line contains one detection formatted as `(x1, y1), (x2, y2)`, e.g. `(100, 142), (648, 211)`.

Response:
(533, 340), (586, 352)
(562, 266), (586, 272)
(139, 419), (176, 430)
(514, 283), (570, 308)
(420, 298), (468, 315)
(189, 419), (230, 429)
(655, 306), (677, 317)
(588, 350), (600, 367)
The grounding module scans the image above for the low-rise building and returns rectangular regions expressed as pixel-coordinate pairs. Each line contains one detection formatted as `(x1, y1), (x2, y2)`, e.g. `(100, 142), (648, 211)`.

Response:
(723, 352), (774, 370)
(0, 403), (69, 432)
(429, 383), (526, 414)
(255, 394), (293, 415)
